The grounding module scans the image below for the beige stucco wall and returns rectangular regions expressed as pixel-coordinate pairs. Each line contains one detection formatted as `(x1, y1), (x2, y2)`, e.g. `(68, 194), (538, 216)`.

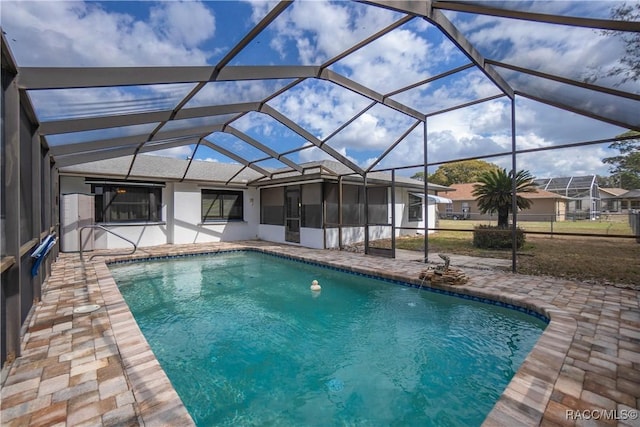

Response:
(444, 199), (566, 222)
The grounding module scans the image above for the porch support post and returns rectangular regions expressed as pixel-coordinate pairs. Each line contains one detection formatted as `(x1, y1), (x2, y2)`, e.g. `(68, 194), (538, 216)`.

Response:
(31, 131), (42, 301)
(364, 174), (369, 255)
(510, 97), (517, 273)
(391, 169), (396, 258)
(2, 68), (22, 365)
(423, 119), (429, 263)
(338, 176), (343, 249)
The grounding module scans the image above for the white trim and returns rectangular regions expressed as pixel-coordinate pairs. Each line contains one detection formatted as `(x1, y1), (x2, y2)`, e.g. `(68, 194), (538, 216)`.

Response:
(410, 193), (453, 204)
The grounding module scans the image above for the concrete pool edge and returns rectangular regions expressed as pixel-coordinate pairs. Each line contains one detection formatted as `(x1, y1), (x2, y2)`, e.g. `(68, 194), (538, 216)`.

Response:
(93, 260), (196, 426)
(101, 243), (571, 426)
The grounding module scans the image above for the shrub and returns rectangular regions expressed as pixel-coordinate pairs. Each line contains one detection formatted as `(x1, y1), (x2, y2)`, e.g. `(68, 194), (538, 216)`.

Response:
(473, 225), (526, 249)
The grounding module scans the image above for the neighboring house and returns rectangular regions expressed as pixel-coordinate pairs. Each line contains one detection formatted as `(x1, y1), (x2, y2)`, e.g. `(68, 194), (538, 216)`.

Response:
(534, 175), (600, 220)
(600, 188), (627, 213)
(439, 183), (568, 222)
(58, 155), (452, 252)
(600, 188), (640, 213)
(620, 189), (640, 212)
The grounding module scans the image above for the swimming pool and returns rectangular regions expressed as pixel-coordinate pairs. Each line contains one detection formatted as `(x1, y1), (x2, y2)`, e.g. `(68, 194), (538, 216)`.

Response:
(110, 250), (546, 426)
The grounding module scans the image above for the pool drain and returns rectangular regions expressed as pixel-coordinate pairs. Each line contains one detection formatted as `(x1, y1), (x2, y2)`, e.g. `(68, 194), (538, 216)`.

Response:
(73, 304), (101, 314)
(326, 378), (344, 392)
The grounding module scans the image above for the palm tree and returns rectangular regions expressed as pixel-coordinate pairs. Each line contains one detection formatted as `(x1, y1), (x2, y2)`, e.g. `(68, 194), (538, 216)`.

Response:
(472, 168), (537, 228)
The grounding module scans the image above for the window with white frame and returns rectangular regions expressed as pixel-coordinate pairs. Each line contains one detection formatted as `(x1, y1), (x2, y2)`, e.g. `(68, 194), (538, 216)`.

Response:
(408, 194), (422, 221)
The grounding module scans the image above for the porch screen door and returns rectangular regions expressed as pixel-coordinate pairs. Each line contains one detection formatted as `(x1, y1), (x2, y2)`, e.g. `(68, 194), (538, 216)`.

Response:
(285, 186), (301, 243)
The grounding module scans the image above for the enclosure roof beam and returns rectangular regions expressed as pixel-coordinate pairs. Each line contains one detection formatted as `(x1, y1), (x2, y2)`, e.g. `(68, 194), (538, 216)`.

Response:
(54, 137), (198, 168)
(260, 104), (366, 176)
(49, 124), (224, 156)
(201, 139), (272, 178)
(432, 1), (638, 31)
(516, 91), (640, 132)
(486, 60), (640, 102)
(426, 8), (514, 98)
(322, 14), (415, 68)
(360, 0), (514, 98)
(17, 65), (321, 90)
(39, 102), (261, 135)
(366, 120), (422, 173)
(223, 126), (304, 173)
(320, 69), (425, 120)
(385, 63), (475, 98)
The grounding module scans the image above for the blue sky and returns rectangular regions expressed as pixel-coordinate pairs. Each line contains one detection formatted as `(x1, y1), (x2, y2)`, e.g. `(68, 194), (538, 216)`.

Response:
(2, 0), (634, 179)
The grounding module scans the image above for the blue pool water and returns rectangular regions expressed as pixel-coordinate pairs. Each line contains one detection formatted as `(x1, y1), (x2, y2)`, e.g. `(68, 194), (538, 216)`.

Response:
(110, 251), (546, 426)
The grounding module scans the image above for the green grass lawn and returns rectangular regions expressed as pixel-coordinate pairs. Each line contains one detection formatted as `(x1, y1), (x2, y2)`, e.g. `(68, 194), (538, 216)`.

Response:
(435, 218), (634, 235)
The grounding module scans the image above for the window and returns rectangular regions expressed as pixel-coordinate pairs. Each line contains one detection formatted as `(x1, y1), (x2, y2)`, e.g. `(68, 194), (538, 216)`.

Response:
(202, 189), (243, 221)
(324, 183), (339, 225)
(324, 183), (388, 226)
(92, 183), (162, 223)
(367, 186), (388, 224)
(342, 184), (365, 225)
(445, 203), (453, 216)
(408, 194), (422, 221)
(301, 183), (322, 228)
(260, 187), (284, 225)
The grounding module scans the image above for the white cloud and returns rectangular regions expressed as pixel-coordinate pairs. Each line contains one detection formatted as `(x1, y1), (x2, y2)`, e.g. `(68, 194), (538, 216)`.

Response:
(270, 80), (373, 139)
(243, 0), (279, 25)
(149, 1), (215, 49)
(262, 1), (400, 65)
(338, 27), (432, 93)
(2, 1), (215, 66)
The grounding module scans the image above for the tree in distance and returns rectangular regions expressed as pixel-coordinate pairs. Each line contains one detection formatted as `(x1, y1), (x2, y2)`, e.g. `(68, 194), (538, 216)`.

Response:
(472, 168), (538, 228)
(411, 160), (500, 186)
(603, 130), (640, 190)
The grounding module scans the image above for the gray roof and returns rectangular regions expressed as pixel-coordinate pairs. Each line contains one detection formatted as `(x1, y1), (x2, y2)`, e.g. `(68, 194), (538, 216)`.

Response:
(60, 155), (262, 185)
(621, 189), (640, 198)
(60, 155), (451, 191)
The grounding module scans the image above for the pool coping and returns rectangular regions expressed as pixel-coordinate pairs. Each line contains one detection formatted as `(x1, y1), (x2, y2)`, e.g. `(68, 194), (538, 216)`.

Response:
(2, 241), (638, 426)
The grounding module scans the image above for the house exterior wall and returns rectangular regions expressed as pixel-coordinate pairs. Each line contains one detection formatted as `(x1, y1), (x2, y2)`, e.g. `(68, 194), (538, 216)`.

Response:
(447, 200), (482, 220)
(524, 199), (566, 222)
(93, 224), (169, 249)
(259, 186), (437, 248)
(395, 189), (437, 236)
(257, 226), (325, 249)
(323, 226), (365, 249)
(60, 176), (439, 251)
(444, 199), (566, 222)
(59, 175), (172, 250)
(59, 177), (260, 250)
(172, 182), (259, 244)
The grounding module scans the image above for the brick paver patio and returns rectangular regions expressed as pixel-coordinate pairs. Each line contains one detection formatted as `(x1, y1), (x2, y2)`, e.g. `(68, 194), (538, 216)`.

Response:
(1, 241), (638, 426)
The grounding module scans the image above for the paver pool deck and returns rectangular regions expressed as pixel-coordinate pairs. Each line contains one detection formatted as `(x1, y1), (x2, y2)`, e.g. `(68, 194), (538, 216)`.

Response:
(1, 241), (639, 426)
